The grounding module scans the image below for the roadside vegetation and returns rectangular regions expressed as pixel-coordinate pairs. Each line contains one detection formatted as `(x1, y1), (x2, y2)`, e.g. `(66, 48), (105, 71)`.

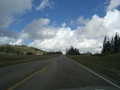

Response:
(0, 44), (62, 68)
(67, 54), (120, 82)
(0, 54), (60, 68)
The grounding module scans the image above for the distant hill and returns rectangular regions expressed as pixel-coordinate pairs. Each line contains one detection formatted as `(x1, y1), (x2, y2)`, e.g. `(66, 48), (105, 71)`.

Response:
(0, 44), (46, 55)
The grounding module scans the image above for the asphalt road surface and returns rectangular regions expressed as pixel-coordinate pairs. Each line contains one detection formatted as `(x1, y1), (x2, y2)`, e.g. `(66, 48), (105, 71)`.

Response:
(0, 55), (119, 90)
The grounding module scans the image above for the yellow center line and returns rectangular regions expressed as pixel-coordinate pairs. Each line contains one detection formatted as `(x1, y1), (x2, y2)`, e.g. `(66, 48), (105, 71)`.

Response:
(8, 59), (57, 90)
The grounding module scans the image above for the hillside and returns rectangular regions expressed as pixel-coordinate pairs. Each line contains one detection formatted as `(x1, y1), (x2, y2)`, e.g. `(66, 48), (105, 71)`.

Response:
(0, 44), (46, 55)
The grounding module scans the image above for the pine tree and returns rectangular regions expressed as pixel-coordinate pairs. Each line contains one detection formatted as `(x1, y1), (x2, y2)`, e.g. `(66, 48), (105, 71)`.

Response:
(118, 37), (120, 52)
(110, 37), (114, 52)
(101, 33), (120, 54)
(66, 46), (80, 55)
(106, 40), (111, 53)
(114, 33), (119, 52)
(102, 36), (107, 53)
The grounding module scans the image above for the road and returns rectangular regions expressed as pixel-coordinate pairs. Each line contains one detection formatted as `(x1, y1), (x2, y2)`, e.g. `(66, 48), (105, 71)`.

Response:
(0, 55), (119, 90)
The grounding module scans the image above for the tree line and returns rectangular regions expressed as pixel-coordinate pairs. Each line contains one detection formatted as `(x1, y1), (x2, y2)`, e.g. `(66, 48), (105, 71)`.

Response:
(102, 33), (120, 54)
(47, 51), (62, 54)
(66, 33), (120, 55)
(66, 46), (80, 55)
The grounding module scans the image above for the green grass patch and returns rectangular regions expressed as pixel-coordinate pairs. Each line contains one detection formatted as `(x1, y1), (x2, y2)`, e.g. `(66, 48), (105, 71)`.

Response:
(67, 54), (120, 82)
(0, 54), (60, 68)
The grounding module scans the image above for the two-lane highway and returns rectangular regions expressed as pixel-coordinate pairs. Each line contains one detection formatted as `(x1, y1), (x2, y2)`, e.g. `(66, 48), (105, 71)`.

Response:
(0, 55), (119, 90)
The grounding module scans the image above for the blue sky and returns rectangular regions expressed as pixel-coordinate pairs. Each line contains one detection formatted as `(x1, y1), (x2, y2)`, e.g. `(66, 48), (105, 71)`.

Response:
(0, 0), (120, 53)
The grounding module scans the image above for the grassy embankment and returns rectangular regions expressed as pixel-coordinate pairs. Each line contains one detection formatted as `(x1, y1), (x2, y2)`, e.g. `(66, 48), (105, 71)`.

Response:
(0, 44), (45, 55)
(67, 54), (120, 82)
(0, 54), (60, 68)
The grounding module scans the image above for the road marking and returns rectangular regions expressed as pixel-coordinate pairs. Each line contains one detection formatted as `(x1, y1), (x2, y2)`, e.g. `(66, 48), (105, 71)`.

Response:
(8, 59), (57, 90)
(68, 57), (120, 88)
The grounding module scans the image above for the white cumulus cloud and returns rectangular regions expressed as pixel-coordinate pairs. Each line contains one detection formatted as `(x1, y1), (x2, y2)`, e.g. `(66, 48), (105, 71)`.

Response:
(36, 0), (54, 11)
(21, 18), (57, 40)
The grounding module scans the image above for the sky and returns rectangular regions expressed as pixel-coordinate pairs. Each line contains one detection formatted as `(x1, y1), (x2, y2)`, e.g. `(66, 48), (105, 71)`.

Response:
(0, 0), (120, 54)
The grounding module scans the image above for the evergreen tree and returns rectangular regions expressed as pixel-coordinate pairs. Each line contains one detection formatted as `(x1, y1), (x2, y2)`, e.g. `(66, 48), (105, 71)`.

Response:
(118, 37), (120, 51)
(66, 46), (80, 55)
(101, 33), (120, 54)
(114, 33), (119, 52)
(106, 40), (111, 53)
(110, 37), (114, 52)
(102, 36), (107, 53)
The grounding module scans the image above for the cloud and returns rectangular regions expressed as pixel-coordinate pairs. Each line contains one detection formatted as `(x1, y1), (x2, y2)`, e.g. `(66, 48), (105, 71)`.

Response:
(28, 27), (75, 53)
(107, 0), (120, 11)
(76, 16), (90, 25)
(36, 0), (54, 11)
(61, 22), (67, 27)
(0, 27), (24, 45)
(0, 28), (18, 38)
(23, 17), (101, 53)
(0, 0), (33, 28)
(0, 37), (23, 45)
(0, 0), (33, 44)
(0, 27), (23, 45)
(10, 39), (23, 45)
(21, 18), (57, 40)
(28, 25), (102, 54)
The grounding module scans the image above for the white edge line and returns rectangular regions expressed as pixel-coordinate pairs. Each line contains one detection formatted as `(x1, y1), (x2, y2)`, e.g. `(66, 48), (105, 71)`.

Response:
(69, 58), (120, 88)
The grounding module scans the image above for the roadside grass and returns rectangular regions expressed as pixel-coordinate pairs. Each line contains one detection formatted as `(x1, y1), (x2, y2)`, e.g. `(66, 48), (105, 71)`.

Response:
(67, 54), (120, 82)
(0, 54), (60, 68)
